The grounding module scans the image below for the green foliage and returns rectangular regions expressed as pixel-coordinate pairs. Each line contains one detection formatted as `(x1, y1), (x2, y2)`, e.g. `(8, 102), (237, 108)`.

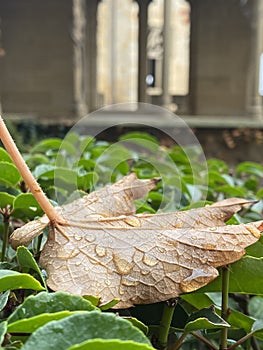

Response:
(0, 131), (263, 349)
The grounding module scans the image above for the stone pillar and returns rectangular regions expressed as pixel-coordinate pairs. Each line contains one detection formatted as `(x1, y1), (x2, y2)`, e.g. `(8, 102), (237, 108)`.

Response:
(135, 0), (152, 103)
(72, 0), (88, 117)
(162, 0), (173, 109)
(246, 0), (263, 119)
(85, 0), (100, 112)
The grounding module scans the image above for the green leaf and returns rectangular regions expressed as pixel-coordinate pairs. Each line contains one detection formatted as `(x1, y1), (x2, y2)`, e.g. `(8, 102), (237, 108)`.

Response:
(99, 298), (120, 311)
(77, 172), (99, 191)
(0, 270), (45, 292)
(215, 185), (247, 197)
(0, 161), (21, 187)
(8, 291), (96, 324)
(251, 319), (263, 340)
(16, 247), (47, 289)
(22, 312), (151, 350)
(0, 291), (10, 312)
(83, 295), (100, 307)
(0, 192), (15, 209)
(68, 339), (154, 350)
(184, 306), (230, 332)
(13, 193), (43, 220)
(197, 256), (263, 295)
(7, 310), (85, 333)
(248, 296), (263, 319)
(246, 236), (263, 258)
(236, 162), (263, 178)
(33, 164), (55, 178)
(0, 148), (13, 163)
(77, 159), (96, 171)
(31, 138), (76, 156)
(123, 317), (148, 335)
(119, 132), (159, 150)
(0, 321), (7, 345)
(25, 154), (50, 169)
(207, 158), (229, 173)
(182, 293), (254, 333)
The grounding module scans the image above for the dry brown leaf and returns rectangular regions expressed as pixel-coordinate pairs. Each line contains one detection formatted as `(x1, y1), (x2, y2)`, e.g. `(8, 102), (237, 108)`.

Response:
(10, 173), (262, 308)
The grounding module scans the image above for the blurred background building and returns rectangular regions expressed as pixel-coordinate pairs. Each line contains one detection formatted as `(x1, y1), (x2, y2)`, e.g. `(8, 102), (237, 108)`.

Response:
(0, 0), (262, 126)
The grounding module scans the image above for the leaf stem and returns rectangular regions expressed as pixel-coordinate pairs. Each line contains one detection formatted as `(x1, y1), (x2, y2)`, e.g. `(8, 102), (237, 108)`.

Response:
(0, 116), (60, 223)
(227, 331), (255, 350)
(191, 331), (218, 350)
(220, 265), (230, 350)
(1, 220), (9, 261)
(171, 331), (187, 350)
(158, 299), (177, 348)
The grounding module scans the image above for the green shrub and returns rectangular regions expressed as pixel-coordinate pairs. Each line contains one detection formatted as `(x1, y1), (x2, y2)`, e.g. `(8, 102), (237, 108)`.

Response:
(0, 132), (263, 349)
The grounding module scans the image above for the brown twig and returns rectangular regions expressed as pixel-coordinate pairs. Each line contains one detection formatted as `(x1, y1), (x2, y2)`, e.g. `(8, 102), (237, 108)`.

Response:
(0, 115), (63, 224)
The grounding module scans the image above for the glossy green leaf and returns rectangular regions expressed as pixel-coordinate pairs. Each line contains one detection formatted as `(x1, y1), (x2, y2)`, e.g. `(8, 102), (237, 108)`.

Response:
(119, 132), (159, 151)
(0, 161), (21, 186)
(215, 185), (247, 197)
(197, 256), (263, 295)
(33, 164), (55, 178)
(8, 291), (96, 324)
(184, 306), (230, 332)
(0, 270), (45, 292)
(182, 293), (254, 333)
(207, 158), (229, 173)
(16, 246), (47, 289)
(38, 167), (78, 183)
(83, 295), (100, 307)
(7, 310), (85, 333)
(123, 317), (148, 335)
(77, 159), (96, 170)
(0, 148), (13, 163)
(0, 291), (10, 312)
(248, 296), (263, 320)
(79, 136), (95, 153)
(0, 321), (7, 345)
(251, 320), (263, 340)
(25, 154), (50, 169)
(22, 312), (151, 350)
(68, 339), (154, 350)
(236, 162), (263, 178)
(31, 138), (76, 156)
(0, 192), (15, 209)
(77, 171), (99, 191)
(13, 193), (43, 219)
(246, 236), (263, 257)
(99, 298), (120, 311)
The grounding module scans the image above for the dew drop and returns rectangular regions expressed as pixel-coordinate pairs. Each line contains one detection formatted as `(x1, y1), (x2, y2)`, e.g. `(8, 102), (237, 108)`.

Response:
(157, 247), (165, 253)
(141, 269), (150, 276)
(74, 234), (82, 241)
(209, 227), (217, 232)
(121, 276), (139, 287)
(142, 253), (158, 267)
(119, 285), (125, 295)
(124, 217), (141, 227)
(113, 254), (134, 275)
(85, 233), (95, 242)
(95, 245), (106, 257)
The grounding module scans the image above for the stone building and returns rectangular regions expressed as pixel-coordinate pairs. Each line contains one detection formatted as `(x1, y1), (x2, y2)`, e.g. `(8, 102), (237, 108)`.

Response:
(0, 0), (262, 129)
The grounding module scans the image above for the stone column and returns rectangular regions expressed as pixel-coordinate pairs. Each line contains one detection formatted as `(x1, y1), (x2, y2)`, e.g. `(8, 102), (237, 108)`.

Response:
(246, 0), (263, 119)
(85, 0), (100, 113)
(72, 0), (88, 117)
(135, 0), (152, 103)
